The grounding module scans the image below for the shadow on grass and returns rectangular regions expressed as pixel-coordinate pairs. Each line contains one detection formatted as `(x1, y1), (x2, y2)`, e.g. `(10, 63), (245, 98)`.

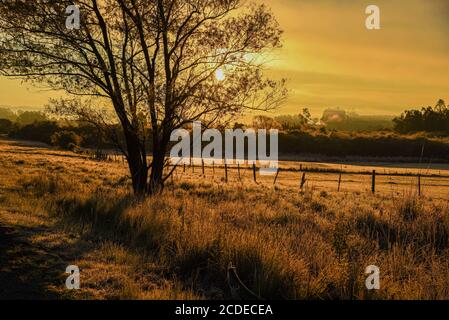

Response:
(0, 222), (88, 300)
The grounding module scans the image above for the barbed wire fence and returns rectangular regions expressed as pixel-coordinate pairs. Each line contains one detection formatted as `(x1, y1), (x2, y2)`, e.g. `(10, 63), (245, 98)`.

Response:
(84, 150), (449, 197)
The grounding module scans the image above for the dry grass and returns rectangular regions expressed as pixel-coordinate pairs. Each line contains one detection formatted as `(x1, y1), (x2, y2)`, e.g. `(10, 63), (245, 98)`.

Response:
(1, 139), (449, 300)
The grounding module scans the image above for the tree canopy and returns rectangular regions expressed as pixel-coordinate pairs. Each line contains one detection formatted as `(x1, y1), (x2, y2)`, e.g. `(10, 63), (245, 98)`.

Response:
(0, 0), (286, 194)
(393, 99), (449, 134)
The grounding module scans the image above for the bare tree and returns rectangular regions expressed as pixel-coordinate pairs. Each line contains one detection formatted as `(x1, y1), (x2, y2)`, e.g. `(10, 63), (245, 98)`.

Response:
(0, 0), (286, 195)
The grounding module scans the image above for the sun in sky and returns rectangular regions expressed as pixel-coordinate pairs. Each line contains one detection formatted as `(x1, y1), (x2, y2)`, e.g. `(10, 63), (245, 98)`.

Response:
(215, 69), (225, 81)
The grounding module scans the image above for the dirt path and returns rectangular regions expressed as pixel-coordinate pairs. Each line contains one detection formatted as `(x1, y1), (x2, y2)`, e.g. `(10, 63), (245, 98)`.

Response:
(0, 204), (199, 300)
(0, 209), (200, 300)
(0, 219), (67, 299)
(0, 205), (101, 300)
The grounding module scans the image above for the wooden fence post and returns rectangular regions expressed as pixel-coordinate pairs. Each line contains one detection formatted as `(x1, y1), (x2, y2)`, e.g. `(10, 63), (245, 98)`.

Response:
(337, 172), (342, 192)
(183, 163), (186, 173)
(201, 159), (205, 176)
(212, 161), (215, 176)
(300, 172), (306, 190)
(371, 170), (376, 194)
(225, 163), (228, 183)
(273, 169), (280, 185)
(418, 174), (421, 196)
(252, 163), (257, 183)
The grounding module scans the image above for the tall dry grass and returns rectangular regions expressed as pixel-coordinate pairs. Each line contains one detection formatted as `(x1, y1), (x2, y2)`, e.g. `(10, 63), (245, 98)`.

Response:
(12, 169), (449, 300)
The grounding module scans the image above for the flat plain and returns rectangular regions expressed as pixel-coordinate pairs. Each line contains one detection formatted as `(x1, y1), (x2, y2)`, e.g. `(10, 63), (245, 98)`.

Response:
(1, 138), (448, 300)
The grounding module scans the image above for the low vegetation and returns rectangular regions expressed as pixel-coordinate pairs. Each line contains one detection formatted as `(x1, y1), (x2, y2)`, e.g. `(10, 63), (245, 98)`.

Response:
(1, 140), (449, 299)
(278, 130), (449, 161)
(2, 118), (449, 163)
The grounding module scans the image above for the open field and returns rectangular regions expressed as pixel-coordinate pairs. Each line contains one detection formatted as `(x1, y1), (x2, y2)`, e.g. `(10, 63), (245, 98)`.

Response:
(1, 138), (449, 300)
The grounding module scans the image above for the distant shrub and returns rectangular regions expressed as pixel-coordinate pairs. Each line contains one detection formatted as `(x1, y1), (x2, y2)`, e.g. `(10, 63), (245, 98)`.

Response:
(8, 119), (119, 150)
(0, 118), (13, 134)
(0, 107), (17, 121)
(50, 130), (82, 150)
(16, 111), (49, 125)
(274, 109), (312, 131)
(9, 121), (59, 144)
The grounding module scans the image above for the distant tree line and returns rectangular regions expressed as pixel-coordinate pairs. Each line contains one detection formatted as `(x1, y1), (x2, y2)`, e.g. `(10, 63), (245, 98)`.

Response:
(2, 103), (449, 161)
(232, 108), (315, 132)
(279, 131), (449, 161)
(0, 108), (113, 150)
(0, 108), (48, 126)
(393, 99), (449, 134)
(241, 100), (449, 135)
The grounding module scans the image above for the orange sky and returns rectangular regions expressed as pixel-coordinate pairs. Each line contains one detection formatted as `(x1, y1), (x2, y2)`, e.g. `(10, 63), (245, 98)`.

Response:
(1, 0), (448, 117)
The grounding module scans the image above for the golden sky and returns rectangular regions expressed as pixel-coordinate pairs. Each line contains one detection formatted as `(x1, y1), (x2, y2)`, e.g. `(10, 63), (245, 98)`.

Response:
(1, 0), (448, 117)
(263, 0), (449, 116)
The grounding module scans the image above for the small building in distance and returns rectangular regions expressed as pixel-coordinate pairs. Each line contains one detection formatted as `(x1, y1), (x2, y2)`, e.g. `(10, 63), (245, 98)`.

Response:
(321, 108), (393, 131)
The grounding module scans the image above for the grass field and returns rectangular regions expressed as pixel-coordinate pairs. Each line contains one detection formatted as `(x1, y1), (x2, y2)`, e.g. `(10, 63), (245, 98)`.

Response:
(1, 137), (449, 300)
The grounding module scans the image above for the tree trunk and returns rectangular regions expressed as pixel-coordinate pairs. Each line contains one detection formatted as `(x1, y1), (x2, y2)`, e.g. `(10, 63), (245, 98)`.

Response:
(124, 129), (148, 196)
(148, 132), (170, 195)
(148, 151), (164, 194)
